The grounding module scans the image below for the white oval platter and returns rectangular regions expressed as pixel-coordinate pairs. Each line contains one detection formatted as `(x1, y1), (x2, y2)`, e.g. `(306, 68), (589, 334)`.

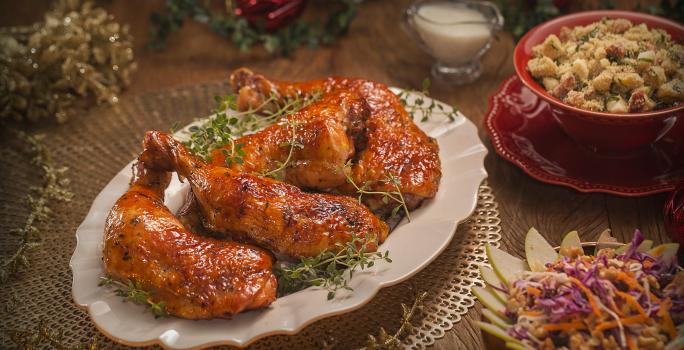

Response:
(70, 87), (488, 349)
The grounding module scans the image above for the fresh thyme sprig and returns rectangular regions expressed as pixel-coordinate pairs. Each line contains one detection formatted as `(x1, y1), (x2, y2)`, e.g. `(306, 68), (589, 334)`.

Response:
(99, 277), (168, 318)
(396, 78), (459, 123)
(361, 291), (427, 350)
(181, 91), (320, 166)
(343, 163), (411, 222)
(275, 233), (391, 300)
(0, 132), (72, 284)
(260, 119), (304, 179)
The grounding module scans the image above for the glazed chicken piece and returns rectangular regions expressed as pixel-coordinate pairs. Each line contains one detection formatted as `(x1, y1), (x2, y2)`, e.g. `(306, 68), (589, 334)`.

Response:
(224, 68), (441, 214)
(103, 161), (276, 319)
(209, 89), (369, 190)
(140, 131), (389, 258)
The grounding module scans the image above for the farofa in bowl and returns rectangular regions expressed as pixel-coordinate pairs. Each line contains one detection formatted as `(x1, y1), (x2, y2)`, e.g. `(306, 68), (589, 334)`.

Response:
(527, 18), (684, 113)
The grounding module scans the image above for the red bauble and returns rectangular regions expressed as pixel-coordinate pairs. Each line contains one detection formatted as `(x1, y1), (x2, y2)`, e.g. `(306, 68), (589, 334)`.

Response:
(664, 183), (684, 256)
(234, 0), (307, 31)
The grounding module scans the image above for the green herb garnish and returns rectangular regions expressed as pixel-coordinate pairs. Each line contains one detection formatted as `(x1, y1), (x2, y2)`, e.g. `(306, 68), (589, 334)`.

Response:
(343, 162), (411, 222)
(275, 233), (392, 300)
(396, 78), (459, 123)
(99, 277), (168, 318)
(260, 119), (304, 179)
(180, 91), (320, 164)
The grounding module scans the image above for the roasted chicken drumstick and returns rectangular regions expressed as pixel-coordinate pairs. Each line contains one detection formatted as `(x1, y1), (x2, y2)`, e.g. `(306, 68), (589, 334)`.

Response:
(140, 131), (389, 258)
(212, 68), (441, 214)
(103, 161), (276, 319)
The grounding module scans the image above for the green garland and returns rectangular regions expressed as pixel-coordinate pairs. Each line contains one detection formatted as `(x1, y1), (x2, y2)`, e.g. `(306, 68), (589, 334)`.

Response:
(148, 0), (361, 55)
(495, 0), (684, 41)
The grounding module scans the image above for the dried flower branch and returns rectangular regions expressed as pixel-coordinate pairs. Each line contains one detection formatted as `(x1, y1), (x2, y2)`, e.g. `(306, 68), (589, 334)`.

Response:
(0, 132), (72, 284)
(0, 0), (136, 123)
(275, 233), (392, 300)
(98, 277), (168, 318)
(360, 292), (427, 350)
(6, 319), (100, 350)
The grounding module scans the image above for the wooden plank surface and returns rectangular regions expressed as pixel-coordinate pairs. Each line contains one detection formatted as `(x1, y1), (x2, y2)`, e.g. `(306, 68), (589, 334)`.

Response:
(0, 0), (672, 349)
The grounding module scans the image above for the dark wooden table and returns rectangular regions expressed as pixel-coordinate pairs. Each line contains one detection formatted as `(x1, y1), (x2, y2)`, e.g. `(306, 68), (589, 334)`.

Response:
(1, 1), (673, 349)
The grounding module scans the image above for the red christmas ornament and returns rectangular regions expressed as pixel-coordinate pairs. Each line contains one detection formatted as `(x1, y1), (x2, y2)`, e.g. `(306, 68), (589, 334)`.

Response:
(664, 183), (684, 259)
(234, 0), (307, 31)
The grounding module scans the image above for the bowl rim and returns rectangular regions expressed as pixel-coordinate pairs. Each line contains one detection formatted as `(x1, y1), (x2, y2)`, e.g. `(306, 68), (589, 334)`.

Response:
(513, 10), (684, 121)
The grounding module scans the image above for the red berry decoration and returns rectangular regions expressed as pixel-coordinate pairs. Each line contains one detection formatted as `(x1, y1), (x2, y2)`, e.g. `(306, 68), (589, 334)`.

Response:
(664, 183), (684, 258)
(234, 0), (307, 31)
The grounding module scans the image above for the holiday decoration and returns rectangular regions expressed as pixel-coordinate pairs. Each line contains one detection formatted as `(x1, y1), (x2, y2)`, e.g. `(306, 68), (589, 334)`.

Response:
(0, 0), (136, 123)
(149, 0), (360, 55)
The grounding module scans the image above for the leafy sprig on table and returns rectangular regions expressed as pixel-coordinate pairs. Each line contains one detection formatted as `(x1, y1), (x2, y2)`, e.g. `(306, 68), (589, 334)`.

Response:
(99, 277), (168, 318)
(361, 291), (427, 350)
(0, 132), (72, 284)
(396, 78), (459, 123)
(5, 319), (101, 350)
(275, 233), (391, 300)
(148, 0), (361, 56)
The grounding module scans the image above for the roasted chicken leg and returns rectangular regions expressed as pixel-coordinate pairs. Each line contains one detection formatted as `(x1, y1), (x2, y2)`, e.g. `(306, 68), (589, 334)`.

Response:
(103, 162), (277, 319)
(218, 68), (441, 214)
(210, 89), (369, 190)
(140, 131), (389, 258)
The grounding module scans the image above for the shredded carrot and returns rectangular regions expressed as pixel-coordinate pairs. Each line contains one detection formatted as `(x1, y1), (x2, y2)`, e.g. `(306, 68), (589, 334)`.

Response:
(616, 272), (642, 290)
(616, 271), (660, 301)
(543, 321), (586, 332)
(569, 277), (601, 317)
(658, 299), (677, 339)
(615, 291), (647, 318)
(644, 260), (654, 269)
(596, 315), (648, 331)
(527, 286), (541, 297)
(626, 335), (638, 350)
(520, 310), (544, 317)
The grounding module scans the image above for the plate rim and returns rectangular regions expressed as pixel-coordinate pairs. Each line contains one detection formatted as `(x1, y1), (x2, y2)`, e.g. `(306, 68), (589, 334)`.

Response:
(70, 87), (489, 349)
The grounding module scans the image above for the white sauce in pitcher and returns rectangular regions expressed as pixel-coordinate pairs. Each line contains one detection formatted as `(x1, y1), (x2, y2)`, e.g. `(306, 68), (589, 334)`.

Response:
(414, 3), (491, 65)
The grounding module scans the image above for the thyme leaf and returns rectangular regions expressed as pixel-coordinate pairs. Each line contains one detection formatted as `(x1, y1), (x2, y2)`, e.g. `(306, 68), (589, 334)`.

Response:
(180, 91), (320, 165)
(342, 162), (411, 222)
(99, 276), (168, 318)
(396, 78), (459, 123)
(275, 233), (391, 300)
(260, 119), (304, 179)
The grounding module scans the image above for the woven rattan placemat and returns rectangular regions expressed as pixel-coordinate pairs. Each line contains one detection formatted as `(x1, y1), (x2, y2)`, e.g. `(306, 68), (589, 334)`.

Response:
(0, 82), (501, 349)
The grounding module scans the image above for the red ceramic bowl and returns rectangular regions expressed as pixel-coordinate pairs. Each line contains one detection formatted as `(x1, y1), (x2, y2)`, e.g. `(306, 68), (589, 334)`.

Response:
(514, 10), (684, 153)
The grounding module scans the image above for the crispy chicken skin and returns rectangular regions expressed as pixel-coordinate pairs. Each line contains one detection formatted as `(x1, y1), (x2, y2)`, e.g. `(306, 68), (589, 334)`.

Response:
(209, 90), (369, 190)
(103, 162), (276, 319)
(140, 131), (389, 258)
(227, 68), (441, 214)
